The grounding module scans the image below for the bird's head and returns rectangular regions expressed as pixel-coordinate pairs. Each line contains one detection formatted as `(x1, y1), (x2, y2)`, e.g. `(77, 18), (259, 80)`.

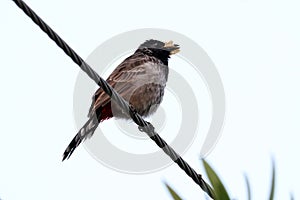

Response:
(137, 39), (180, 64)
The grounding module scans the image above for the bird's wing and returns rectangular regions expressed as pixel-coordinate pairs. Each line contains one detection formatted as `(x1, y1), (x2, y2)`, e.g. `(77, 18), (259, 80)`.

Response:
(88, 54), (165, 117)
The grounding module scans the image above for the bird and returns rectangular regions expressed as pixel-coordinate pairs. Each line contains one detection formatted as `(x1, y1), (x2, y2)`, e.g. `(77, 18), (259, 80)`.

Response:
(62, 39), (180, 161)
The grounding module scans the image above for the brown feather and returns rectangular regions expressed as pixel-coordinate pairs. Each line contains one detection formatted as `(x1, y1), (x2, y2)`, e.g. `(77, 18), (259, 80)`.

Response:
(88, 52), (167, 119)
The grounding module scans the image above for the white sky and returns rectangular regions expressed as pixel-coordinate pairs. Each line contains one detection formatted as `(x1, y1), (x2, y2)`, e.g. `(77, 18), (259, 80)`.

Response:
(0, 0), (300, 199)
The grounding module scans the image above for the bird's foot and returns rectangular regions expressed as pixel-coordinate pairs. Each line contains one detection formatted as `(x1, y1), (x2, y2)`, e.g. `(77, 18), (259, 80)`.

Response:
(138, 121), (155, 136)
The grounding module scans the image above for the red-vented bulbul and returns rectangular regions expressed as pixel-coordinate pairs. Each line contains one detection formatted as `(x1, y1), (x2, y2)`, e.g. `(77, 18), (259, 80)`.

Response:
(62, 39), (180, 161)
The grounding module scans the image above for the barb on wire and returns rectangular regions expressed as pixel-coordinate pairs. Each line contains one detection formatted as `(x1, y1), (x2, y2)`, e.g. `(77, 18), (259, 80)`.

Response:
(11, 0), (215, 198)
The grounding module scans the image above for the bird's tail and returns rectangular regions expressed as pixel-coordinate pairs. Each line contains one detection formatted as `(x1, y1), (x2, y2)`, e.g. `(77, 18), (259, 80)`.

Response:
(62, 115), (99, 161)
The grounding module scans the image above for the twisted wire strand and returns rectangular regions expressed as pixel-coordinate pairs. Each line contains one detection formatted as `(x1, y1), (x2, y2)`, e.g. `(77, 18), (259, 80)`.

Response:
(11, 0), (215, 198)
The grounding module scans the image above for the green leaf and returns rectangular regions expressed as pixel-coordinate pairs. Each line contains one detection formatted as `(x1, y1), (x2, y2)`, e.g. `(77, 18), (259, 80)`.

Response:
(268, 159), (276, 200)
(244, 174), (251, 200)
(202, 159), (230, 200)
(164, 182), (183, 200)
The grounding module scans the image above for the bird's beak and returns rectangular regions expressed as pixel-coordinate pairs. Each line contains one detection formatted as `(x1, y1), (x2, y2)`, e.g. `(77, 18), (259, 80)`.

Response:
(164, 41), (180, 55)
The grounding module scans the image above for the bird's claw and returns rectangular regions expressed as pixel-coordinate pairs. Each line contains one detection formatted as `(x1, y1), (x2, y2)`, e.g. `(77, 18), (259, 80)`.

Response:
(138, 122), (155, 136)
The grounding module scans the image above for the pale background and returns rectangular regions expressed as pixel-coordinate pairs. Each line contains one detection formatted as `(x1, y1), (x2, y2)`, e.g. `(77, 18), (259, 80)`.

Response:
(0, 0), (300, 199)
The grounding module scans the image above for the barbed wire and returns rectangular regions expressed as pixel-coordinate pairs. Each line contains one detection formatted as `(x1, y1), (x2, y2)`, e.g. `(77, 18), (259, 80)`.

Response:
(11, 0), (216, 198)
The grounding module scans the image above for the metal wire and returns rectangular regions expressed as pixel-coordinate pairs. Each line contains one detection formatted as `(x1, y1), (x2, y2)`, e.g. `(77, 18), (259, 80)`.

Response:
(11, 0), (215, 198)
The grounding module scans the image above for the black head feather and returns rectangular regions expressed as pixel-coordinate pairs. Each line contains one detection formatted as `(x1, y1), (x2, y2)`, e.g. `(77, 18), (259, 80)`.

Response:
(136, 39), (180, 65)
